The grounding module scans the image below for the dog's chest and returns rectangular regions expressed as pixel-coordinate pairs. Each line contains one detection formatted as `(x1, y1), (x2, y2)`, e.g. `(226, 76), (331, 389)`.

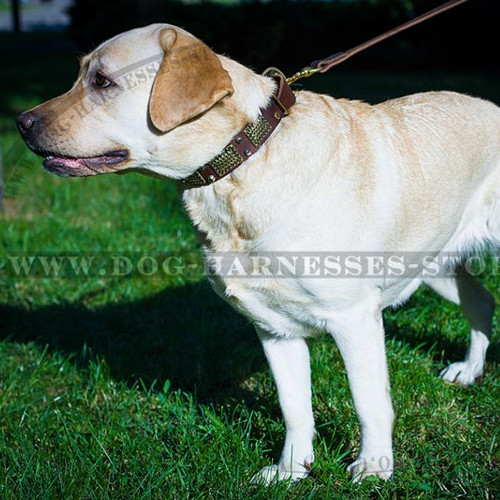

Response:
(182, 181), (368, 337)
(208, 273), (327, 338)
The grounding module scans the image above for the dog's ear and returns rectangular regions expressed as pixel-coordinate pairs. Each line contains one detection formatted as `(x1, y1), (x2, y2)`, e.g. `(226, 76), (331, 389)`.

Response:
(149, 28), (234, 133)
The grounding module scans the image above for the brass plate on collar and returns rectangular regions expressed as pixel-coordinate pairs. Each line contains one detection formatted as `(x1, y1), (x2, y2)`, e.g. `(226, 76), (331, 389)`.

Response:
(211, 145), (242, 177)
(244, 115), (272, 147)
(183, 170), (207, 187)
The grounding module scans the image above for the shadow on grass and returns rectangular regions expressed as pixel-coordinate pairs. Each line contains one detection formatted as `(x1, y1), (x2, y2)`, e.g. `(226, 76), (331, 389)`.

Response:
(0, 278), (497, 473)
(383, 286), (500, 370)
(0, 281), (267, 401)
(1, 280), (498, 397)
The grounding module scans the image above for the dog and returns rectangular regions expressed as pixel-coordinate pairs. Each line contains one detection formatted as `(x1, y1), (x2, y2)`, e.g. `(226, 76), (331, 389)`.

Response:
(17, 24), (499, 483)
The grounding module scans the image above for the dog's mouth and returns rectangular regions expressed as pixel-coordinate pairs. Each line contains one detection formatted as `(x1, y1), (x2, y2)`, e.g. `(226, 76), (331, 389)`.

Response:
(40, 149), (129, 177)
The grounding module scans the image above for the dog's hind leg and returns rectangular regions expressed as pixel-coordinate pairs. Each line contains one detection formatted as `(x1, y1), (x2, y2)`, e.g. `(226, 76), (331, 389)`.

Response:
(251, 328), (315, 484)
(425, 267), (493, 385)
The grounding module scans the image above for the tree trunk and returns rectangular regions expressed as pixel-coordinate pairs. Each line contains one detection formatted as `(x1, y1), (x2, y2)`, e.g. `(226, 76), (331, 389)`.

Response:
(11, 0), (21, 33)
(0, 137), (4, 211)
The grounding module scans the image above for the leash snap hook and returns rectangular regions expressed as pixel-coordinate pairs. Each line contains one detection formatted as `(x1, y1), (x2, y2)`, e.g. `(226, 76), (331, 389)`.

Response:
(285, 66), (321, 85)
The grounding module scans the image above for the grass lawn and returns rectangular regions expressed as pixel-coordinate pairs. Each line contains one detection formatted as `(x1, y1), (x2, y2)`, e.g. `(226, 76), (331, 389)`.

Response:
(0, 31), (499, 498)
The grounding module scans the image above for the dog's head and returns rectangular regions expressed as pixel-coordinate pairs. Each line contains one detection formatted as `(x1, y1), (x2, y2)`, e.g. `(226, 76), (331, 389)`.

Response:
(16, 24), (248, 179)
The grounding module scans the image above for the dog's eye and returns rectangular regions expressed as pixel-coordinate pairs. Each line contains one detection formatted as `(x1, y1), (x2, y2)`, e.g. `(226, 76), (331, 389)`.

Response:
(93, 72), (112, 88)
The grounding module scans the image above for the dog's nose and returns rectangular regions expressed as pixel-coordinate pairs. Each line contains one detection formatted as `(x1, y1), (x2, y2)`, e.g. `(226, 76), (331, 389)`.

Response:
(16, 111), (36, 134)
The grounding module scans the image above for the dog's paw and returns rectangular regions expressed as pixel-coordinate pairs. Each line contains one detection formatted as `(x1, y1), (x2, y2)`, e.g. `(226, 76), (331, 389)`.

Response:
(250, 464), (311, 485)
(440, 361), (482, 386)
(347, 456), (393, 483)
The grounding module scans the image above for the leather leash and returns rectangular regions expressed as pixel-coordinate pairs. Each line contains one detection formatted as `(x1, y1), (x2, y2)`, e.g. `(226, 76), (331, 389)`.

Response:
(182, 0), (467, 188)
(286, 0), (468, 85)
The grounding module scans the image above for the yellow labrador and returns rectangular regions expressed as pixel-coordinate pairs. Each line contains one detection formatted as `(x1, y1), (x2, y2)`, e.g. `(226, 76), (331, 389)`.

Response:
(17, 24), (499, 483)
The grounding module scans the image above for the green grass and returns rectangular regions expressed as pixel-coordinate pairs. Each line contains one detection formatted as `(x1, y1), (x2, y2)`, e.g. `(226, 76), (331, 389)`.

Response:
(0, 32), (499, 498)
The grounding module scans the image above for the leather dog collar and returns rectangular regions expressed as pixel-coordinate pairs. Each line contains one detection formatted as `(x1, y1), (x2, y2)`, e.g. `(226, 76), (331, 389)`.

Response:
(181, 72), (296, 188)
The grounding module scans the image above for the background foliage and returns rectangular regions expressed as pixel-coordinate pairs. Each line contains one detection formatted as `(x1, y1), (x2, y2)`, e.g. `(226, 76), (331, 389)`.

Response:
(69, 0), (500, 71)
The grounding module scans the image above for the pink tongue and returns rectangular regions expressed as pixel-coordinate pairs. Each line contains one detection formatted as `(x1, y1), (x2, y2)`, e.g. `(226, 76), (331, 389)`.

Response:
(43, 152), (127, 175)
(55, 157), (85, 168)
(47, 156), (112, 169)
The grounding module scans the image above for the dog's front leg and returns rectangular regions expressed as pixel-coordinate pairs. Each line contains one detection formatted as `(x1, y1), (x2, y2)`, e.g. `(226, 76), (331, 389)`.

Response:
(252, 328), (315, 484)
(329, 295), (394, 482)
